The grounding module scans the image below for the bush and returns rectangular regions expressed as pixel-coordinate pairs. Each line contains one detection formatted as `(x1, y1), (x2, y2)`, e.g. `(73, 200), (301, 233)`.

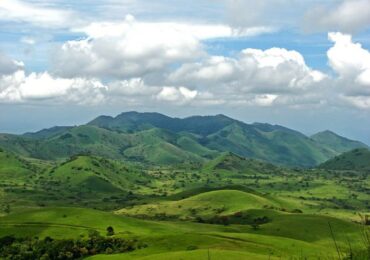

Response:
(106, 226), (115, 236)
(186, 245), (198, 251)
(0, 235), (138, 259)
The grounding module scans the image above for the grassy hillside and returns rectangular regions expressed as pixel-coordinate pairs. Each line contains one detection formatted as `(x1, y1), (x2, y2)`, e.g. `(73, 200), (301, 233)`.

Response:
(116, 190), (279, 220)
(319, 148), (370, 171)
(0, 148), (35, 180)
(311, 130), (369, 154)
(0, 207), (367, 259)
(204, 122), (334, 167)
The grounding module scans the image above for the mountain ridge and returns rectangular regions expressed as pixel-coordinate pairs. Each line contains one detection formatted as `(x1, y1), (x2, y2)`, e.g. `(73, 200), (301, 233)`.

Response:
(0, 111), (367, 167)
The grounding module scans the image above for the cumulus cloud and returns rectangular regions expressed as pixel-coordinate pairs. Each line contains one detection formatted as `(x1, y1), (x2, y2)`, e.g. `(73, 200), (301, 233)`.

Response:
(0, 0), (77, 28)
(328, 32), (370, 82)
(53, 15), (274, 79)
(170, 47), (326, 95)
(0, 70), (107, 105)
(304, 0), (370, 33)
(157, 86), (198, 103)
(327, 32), (370, 108)
(108, 78), (160, 96)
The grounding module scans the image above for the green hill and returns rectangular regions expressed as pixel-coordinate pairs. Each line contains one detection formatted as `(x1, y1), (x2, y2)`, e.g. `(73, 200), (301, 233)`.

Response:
(204, 122), (334, 167)
(116, 190), (279, 220)
(319, 148), (370, 171)
(43, 155), (149, 195)
(1, 112), (367, 167)
(0, 148), (36, 180)
(2, 207), (364, 259)
(311, 130), (369, 154)
(23, 126), (73, 139)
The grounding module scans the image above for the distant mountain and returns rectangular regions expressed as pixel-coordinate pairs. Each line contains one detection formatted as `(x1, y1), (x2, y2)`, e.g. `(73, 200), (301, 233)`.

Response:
(311, 130), (368, 154)
(319, 148), (370, 171)
(88, 112), (340, 167)
(0, 112), (367, 167)
(23, 126), (73, 139)
(88, 111), (234, 136)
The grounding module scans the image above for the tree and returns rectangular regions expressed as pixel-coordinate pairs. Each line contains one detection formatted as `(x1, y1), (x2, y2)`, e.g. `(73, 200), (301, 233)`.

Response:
(106, 226), (115, 236)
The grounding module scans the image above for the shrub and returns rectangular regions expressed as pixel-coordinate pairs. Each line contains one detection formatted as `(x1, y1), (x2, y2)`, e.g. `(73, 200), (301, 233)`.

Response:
(106, 226), (115, 236)
(186, 245), (198, 251)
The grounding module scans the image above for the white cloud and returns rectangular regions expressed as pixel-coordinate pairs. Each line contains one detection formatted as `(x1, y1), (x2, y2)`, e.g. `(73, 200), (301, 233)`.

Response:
(0, 70), (107, 105)
(327, 32), (370, 108)
(328, 32), (370, 81)
(252, 94), (279, 106)
(170, 47), (326, 95)
(108, 78), (159, 96)
(304, 0), (370, 33)
(157, 86), (198, 103)
(0, 0), (76, 28)
(328, 32), (370, 93)
(76, 15), (273, 40)
(53, 15), (274, 79)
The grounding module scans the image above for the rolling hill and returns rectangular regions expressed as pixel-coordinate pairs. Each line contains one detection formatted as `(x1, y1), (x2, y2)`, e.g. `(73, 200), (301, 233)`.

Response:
(116, 189), (279, 220)
(1, 207), (364, 259)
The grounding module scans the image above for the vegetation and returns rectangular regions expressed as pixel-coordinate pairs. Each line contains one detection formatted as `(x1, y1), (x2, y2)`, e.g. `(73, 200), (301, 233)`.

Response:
(0, 112), (369, 259)
(1, 112), (368, 167)
(320, 148), (370, 171)
(0, 234), (137, 259)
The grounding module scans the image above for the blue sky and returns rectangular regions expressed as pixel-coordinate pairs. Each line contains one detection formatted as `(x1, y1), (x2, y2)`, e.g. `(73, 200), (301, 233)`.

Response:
(0, 0), (370, 144)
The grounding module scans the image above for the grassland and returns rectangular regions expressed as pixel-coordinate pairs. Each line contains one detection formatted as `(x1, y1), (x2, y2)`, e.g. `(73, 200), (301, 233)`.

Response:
(0, 206), (367, 259)
(0, 140), (369, 258)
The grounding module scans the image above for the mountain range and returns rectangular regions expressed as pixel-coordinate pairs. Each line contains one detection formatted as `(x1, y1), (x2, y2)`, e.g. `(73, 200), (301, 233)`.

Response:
(0, 111), (368, 167)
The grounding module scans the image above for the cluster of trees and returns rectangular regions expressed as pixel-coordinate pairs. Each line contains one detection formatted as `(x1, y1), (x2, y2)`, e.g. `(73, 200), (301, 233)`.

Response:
(0, 230), (139, 260)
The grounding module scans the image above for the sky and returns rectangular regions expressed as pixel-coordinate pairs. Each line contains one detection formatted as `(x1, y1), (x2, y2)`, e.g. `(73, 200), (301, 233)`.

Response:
(0, 0), (370, 144)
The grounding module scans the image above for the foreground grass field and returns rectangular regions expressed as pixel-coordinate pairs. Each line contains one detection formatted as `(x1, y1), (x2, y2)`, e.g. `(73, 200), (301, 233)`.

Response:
(0, 206), (368, 259)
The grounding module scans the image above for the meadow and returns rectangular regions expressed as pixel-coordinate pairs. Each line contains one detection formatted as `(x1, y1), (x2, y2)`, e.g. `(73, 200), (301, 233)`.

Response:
(0, 149), (369, 259)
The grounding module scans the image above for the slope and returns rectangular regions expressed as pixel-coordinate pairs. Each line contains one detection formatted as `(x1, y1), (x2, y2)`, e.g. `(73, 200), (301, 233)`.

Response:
(311, 130), (369, 154)
(319, 148), (370, 171)
(116, 190), (279, 220)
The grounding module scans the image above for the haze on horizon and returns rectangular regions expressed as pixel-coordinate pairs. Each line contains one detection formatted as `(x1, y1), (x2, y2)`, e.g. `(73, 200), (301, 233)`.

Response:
(0, 0), (370, 144)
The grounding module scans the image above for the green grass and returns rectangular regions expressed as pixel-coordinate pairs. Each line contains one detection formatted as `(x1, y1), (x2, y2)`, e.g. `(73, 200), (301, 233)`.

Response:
(0, 207), (366, 259)
(117, 190), (279, 219)
(0, 149), (38, 180)
(89, 249), (280, 260)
